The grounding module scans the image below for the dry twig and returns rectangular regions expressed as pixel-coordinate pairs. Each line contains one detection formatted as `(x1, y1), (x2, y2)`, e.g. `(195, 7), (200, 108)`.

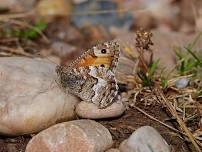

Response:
(156, 87), (202, 152)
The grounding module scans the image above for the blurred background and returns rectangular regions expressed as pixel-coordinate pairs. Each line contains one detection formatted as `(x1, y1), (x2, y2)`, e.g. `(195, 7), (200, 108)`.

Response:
(0, 0), (201, 64)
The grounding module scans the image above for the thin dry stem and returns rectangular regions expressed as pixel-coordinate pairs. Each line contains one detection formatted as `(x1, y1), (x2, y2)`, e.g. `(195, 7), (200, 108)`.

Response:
(132, 105), (187, 136)
(0, 10), (34, 21)
(156, 88), (202, 152)
(0, 46), (32, 57)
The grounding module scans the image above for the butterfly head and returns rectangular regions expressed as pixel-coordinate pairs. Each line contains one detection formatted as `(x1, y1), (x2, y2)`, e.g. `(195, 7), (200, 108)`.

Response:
(93, 42), (116, 57)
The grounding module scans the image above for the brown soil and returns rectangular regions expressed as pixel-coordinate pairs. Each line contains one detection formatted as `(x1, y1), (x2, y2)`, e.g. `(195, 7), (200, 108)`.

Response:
(0, 136), (29, 152)
(99, 101), (192, 151)
(0, 100), (193, 152)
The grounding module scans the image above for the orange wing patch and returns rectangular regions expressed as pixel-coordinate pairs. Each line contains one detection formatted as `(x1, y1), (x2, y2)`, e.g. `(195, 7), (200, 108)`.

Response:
(77, 55), (95, 67)
(93, 57), (113, 68)
(77, 54), (114, 68)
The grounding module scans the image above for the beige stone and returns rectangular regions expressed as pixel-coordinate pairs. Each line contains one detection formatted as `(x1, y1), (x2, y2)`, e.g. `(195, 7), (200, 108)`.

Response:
(26, 119), (113, 152)
(119, 126), (170, 152)
(76, 100), (125, 119)
(0, 57), (79, 135)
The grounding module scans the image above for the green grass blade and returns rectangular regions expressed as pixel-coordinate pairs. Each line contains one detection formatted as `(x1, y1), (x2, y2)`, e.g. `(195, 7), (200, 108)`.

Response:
(149, 59), (160, 76)
(184, 47), (202, 66)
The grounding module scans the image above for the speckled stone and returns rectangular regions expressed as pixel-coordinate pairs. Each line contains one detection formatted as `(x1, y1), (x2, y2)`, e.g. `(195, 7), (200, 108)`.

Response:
(26, 120), (113, 152)
(0, 57), (79, 135)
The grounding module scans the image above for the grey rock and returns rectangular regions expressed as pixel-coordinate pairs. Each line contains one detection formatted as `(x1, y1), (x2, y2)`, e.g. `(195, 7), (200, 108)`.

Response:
(175, 78), (189, 88)
(119, 126), (170, 152)
(0, 57), (79, 135)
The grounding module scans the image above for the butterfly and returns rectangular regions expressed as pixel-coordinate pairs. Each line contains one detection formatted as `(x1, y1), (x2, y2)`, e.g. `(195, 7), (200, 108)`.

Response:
(56, 41), (120, 108)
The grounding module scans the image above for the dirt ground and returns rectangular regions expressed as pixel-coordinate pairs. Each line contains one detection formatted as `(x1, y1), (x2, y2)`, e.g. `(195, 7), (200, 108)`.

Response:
(0, 100), (193, 152)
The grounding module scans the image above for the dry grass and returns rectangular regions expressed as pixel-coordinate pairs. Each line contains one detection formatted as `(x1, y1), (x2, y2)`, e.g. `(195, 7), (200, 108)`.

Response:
(119, 29), (202, 152)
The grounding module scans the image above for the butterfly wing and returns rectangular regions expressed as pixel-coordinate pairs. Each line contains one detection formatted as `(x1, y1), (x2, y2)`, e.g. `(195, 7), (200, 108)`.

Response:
(68, 41), (120, 71)
(56, 41), (120, 108)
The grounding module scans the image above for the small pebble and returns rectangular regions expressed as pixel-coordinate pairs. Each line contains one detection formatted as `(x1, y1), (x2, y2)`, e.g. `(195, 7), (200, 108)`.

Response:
(76, 100), (125, 119)
(175, 78), (189, 88)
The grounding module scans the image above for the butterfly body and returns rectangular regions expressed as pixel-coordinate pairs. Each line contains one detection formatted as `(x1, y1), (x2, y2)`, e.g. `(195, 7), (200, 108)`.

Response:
(56, 41), (120, 108)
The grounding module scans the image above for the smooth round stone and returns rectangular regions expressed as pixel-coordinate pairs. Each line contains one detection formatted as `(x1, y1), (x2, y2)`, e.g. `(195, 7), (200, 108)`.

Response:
(76, 100), (125, 119)
(175, 78), (189, 88)
(25, 119), (113, 152)
(119, 126), (170, 152)
(0, 57), (79, 135)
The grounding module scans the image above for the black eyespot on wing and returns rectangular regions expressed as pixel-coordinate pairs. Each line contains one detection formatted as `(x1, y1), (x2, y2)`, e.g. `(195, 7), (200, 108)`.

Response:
(100, 64), (105, 67)
(101, 49), (107, 54)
